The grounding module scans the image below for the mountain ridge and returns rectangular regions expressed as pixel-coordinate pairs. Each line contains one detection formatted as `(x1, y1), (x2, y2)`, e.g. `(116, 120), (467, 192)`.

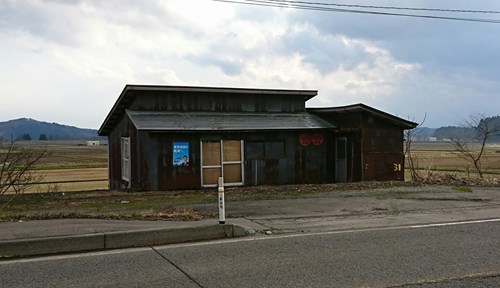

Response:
(0, 118), (100, 141)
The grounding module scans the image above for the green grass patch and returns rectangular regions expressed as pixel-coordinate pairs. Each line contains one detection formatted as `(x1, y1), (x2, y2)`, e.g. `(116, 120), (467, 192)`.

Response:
(452, 186), (473, 193)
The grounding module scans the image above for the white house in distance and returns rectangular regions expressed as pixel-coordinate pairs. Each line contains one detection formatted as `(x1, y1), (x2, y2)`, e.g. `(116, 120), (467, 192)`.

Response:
(86, 141), (100, 146)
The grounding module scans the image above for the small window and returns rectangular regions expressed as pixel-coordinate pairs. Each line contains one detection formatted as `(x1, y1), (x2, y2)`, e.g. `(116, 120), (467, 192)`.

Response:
(121, 137), (131, 181)
(245, 141), (285, 160)
(246, 142), (264, 159)
(265, 141), (285, 158)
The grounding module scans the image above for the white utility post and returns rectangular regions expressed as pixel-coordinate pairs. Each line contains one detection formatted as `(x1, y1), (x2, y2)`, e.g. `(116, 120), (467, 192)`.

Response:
(218, 176), (225, 224)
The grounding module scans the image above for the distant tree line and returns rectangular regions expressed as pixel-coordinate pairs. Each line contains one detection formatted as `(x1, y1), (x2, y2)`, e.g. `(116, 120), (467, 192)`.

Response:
(406, 113), (500, 181)
(433, 115), (500, 142)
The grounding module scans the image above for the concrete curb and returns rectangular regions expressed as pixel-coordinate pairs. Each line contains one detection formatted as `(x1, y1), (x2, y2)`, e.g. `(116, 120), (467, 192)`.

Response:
(0, 224), (255, 258)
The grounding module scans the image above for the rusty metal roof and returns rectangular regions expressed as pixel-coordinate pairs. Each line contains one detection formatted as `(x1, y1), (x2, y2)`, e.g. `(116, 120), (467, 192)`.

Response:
(126, 110), (335, 131)
(98, 85), (318, 136)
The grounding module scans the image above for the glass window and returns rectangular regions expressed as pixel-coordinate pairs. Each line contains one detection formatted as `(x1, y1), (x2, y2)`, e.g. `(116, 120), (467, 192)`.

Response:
(246, 142), (264, 159)
(121, 137), (130, 181)
(336, 138), (346, 160)
(265, 141), (285, 158)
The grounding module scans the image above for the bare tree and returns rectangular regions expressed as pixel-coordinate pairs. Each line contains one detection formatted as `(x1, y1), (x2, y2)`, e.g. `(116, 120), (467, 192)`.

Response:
(450, 114), (500, 178)
(0, 141), (47, 210)
(404, 114), (426, 183)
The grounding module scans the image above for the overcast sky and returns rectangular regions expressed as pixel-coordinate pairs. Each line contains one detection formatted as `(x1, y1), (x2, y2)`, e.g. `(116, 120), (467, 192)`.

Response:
(1, 0), (499, 129)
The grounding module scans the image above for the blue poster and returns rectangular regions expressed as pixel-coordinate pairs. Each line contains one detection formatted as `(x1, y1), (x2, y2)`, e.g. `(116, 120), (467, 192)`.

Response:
(173, 142), (189, 166)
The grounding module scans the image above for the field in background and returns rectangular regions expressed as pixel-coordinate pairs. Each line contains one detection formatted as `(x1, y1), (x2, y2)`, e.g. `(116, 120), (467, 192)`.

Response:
(4, 141), (500, 193)
(20, 141), (108, 169)
(3, 141), (108, 193)
(409, 142), (500, 175)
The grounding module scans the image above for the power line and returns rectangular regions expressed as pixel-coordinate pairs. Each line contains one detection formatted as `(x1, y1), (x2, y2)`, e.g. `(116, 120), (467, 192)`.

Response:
(213, 0), (500, 24)
(253, 0), (500, 14)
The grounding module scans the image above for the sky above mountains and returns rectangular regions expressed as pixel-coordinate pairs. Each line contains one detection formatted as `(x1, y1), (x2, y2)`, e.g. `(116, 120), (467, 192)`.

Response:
(1, 0), (499, 129)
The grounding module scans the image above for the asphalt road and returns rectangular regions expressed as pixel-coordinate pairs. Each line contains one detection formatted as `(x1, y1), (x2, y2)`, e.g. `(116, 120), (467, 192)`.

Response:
(2, 221), (499, 288)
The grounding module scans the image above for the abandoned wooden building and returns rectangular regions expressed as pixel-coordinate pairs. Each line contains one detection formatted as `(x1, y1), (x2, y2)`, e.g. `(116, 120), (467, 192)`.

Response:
(98, 85), (417, 191)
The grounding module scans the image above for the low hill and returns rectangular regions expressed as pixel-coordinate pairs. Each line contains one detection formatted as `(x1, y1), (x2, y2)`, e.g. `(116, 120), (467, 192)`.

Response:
(433, 115), (500, 142)
(0, 118), (100, 141)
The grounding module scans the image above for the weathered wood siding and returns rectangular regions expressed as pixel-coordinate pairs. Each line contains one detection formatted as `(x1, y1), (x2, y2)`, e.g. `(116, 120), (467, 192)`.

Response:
(311, 110), (405, 182)
(129, 91), (307, 113)
(124, 130), (331, 191)
(360, 113), (405, 181)
(107, 113), (136, 190)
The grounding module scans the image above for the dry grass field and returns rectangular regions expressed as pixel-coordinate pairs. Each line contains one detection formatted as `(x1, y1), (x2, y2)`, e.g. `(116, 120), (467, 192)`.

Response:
(2, 141), (108, 193)
(3, 140), (500, 193)
(408, 142), (500, 175)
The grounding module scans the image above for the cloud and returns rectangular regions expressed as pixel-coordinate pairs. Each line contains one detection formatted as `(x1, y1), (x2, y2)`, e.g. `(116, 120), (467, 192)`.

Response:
(0, 0), (499, 129)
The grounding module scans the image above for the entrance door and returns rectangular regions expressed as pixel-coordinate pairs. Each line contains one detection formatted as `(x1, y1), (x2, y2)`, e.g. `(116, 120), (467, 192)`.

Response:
(335, 137), (347, 182)
(201, 140), (244, 187)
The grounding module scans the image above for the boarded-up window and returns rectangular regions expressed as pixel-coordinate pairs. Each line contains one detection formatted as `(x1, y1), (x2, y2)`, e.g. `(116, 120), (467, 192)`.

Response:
(202, 142), (221, 166)
(223, 140), (241, 162)
(201, 140), (243, 187)
(224, 164), (242, 183)
(202, 167), (221, 185)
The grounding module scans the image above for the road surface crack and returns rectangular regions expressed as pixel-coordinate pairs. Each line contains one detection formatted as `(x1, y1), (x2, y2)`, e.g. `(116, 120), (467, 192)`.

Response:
(151, 247), (206, 288)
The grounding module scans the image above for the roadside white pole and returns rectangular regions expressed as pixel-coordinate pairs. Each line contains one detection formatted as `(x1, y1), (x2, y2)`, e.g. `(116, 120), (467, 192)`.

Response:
(218, 176), (225, 224)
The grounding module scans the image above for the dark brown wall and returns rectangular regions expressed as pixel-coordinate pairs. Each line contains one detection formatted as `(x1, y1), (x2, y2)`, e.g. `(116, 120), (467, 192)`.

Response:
(129, 91), (306, 113)
(107, 114), (136, 190)
(311, 110), (406, 182)
(122, 130), (332, 191)
(107, 104), (408, 190)
(243, 131), (330, 185)
(360, 113), (405, 181)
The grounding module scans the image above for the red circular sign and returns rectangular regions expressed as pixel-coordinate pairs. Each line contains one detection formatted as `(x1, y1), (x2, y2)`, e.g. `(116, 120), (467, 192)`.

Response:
(311, 133), (324, 146)
(299, 134), (311, 146)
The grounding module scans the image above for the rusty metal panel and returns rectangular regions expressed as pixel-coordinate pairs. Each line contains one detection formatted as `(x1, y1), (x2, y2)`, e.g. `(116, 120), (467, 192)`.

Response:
(363, 125), (404, 181)
(363, 152), (405, 181)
